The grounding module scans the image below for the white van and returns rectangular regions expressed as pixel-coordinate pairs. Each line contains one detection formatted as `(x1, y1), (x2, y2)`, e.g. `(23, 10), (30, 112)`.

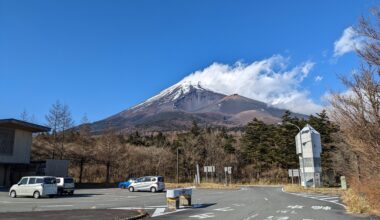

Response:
(9, 176), (57, 199)
(128, 176), (165, 193)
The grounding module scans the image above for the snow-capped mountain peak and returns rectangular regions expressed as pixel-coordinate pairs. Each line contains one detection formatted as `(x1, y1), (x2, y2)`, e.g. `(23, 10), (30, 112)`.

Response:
(131, 81), (208, 110)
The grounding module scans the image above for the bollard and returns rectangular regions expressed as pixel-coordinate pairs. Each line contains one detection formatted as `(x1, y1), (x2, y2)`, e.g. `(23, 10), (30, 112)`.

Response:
(340, 176), (347, 190)
(167, 197), (180, 210)
(166, 188), (192, 210)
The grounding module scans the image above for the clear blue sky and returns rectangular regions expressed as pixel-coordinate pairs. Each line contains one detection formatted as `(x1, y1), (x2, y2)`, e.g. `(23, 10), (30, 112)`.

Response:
(0, 0), (376, 124)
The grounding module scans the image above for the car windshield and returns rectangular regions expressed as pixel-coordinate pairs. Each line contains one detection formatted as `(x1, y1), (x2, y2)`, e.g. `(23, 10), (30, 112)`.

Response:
(44, 178), (56, 184)
(64, 178), (73, 183)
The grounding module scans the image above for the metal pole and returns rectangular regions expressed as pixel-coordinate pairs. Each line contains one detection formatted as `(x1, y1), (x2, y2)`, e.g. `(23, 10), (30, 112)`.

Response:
(225, 169), (227, 186)
(297, 126), (307, 188)
(196, 164), (200, 184)
(285, 122), (307, 188)
(291, 170), (294, 184)
(176, 148), (179, 184)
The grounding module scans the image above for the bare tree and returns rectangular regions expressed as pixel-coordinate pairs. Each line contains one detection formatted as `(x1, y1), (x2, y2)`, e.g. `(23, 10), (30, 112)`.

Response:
(45, 101), (63, 159)
(59, 104), (74, 159)
(76, 114), (93, 183)
(45, 100), (74, 159)
(330, 7), (380, 182)
(97, 126), (123, 183)
(20, 109), (29, 121)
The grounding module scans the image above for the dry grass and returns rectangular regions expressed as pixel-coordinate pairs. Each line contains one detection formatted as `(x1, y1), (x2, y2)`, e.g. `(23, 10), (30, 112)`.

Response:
(283, 184), (345, 195)
(345, 179), (380, 216)
(284, 183), (380, 216)
(165, 182), (240, 189)
(165, 181), (284, 190)
(342, 189), (371, 214)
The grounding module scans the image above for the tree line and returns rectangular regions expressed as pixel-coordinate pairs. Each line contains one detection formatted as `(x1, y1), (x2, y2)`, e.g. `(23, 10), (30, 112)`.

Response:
(31, 104), (341, 185)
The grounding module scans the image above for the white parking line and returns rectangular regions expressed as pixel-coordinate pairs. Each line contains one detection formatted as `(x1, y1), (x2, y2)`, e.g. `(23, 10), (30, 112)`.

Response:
(152, 208), (166, 217)
(281, 187), (346, 208)
(244, 213), (258, 220)
(189, 213), (215, 219)
(213, 207), (234, 212)
(40, 205), (74, 208)
(111, 207), (155, 210)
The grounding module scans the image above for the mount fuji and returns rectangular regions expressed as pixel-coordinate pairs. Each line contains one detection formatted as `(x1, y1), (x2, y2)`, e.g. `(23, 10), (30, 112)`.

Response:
(89, 81), (306, 133)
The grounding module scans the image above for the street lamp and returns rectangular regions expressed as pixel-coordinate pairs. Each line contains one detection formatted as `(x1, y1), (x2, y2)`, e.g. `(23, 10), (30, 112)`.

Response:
(279, 122), (307, 188)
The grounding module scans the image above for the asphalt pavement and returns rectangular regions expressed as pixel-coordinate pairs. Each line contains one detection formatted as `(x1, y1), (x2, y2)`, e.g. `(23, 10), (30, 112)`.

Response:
(0, 186), (375, 220)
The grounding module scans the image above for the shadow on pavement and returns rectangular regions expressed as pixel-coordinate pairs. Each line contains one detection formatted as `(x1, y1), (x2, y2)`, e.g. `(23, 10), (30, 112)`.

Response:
(0, 209), (142, 220)
(56, 193), (104, 198)
(192, 203), (217, 209)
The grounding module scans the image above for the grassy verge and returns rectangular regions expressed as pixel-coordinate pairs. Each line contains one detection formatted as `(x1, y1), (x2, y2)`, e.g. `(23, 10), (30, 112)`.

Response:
(283, 184), (345, 195)
(165, 182), (240, 189)
(341, 189), (371, 214)
(165, 182), (284, 190)
(283, 184), (380, 216)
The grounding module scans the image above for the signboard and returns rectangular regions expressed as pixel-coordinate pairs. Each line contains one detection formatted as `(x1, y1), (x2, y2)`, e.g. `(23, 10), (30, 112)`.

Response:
(288, 169), (300, 177)
(224, 166), (232, 174)
(204, 166), (215, 173)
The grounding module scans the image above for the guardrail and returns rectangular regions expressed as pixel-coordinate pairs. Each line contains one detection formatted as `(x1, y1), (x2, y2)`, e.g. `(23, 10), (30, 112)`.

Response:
(166, 188), (192, 210)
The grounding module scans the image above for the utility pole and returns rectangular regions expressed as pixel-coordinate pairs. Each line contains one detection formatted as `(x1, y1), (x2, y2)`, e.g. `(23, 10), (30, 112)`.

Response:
(196, 163), (200, 184)
(176, 147), (179, 185)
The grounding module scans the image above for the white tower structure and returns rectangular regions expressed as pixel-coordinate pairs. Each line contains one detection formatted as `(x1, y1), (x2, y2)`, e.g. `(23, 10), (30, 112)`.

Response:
(295, 124), (322, 187)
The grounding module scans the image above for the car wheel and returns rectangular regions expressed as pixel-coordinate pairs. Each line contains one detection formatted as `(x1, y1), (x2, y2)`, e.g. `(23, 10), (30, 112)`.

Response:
(69, 192), (74, 196)
(33, 191), (40, 199)
(10, 190), (16, 198)
(49, 195), (55, 198)
(150, 187), (157, 193)
(128, 186), (134, 192)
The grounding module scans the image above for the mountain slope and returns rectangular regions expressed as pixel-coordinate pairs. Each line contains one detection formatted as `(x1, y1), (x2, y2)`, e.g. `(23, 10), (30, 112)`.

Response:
(90, 81), (306, 133)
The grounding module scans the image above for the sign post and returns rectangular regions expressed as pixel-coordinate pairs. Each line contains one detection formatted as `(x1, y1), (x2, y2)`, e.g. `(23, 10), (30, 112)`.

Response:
(288, 169), (300, 185)
(224, 166), (232, 185)
(204, 166), (215, 182)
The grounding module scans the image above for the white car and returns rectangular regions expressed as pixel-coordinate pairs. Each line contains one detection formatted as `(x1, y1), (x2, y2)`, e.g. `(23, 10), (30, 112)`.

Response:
(128, 176), (165, 193)
(9, 176), (57, 199)
(56, 177), (75, 196)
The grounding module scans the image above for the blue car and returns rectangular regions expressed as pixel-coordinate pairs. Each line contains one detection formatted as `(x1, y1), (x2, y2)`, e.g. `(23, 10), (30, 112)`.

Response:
(118, 178), (136, 189)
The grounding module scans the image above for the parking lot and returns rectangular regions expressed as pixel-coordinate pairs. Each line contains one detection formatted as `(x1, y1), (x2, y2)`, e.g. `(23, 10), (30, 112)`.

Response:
(0, 186), (372, 220)
(0, 188), (166, 213)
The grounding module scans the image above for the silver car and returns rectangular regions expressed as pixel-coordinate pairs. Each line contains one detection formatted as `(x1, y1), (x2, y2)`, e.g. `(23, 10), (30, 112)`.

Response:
(128, 176), (165, 193)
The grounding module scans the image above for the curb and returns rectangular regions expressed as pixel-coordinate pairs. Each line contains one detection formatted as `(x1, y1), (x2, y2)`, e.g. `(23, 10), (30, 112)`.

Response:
(125, 210), (148, 220)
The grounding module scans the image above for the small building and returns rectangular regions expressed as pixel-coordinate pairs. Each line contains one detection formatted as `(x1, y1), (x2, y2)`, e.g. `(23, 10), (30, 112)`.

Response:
(0, 119), (68, 187)
(295, 124), (322, 187)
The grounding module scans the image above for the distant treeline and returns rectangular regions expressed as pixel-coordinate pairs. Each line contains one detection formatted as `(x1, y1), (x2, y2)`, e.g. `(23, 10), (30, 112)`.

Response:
(32, 109), (344, 185)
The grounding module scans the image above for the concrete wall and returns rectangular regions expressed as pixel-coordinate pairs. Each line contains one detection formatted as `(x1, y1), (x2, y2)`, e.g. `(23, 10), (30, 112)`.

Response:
(0, 164), (5, 187)
(45, 159), (69, 177)
(0, 164), (10, 187)
(0, 129), (32, 164)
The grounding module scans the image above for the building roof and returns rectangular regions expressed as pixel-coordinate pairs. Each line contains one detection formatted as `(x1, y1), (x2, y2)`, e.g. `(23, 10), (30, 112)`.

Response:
(301, 124), (320, 134)
(0, 118), (50, 133)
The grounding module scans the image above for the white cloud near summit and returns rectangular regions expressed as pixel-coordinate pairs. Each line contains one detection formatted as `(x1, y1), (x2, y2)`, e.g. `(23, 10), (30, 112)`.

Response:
(180, 55), (323, 115)
(333, 27), (364, 57)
